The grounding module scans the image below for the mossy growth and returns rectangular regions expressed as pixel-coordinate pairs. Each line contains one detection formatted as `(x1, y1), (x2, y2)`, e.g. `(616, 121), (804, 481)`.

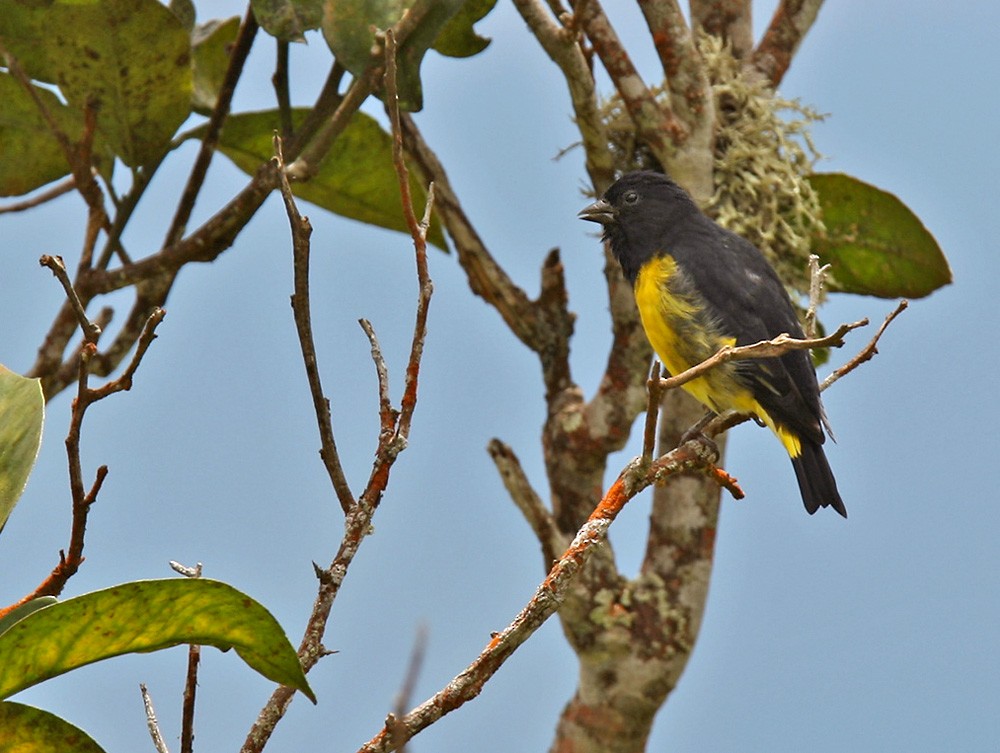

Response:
(699, 33), (826, 296)
(597, 34), (827, 298)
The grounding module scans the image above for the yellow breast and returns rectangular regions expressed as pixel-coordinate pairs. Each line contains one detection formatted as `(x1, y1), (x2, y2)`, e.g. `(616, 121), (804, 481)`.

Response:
(633, 255), (802, 456)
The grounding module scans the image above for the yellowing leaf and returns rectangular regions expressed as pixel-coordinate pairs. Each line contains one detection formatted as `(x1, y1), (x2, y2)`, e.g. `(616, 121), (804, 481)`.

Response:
(0, 702), (107, 753)
(191, 16), (242, 115)
(0, 0), (193, 167)
(0, 579), (315, 703)
(198, 108), (446, 248)
(810, 173), (952, 298)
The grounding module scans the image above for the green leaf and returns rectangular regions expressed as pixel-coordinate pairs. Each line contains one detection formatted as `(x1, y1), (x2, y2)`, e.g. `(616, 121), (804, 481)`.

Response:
(0, 597), (57, 637)
(0, 702), (107, 753)
(198, 108), (445, 248)
(809, 173), (952, 298)
(253, 0), (324, 42)
(191, 16), (241, 115)
(0, 74), (78, 197)
(0, 0), (193, 167)
(0, 579), (315, 703)
(432, 0), (496, 58)
(322, 0), (466, 111)
(0, 365), (44, 533)
(168, 0), (197, 31)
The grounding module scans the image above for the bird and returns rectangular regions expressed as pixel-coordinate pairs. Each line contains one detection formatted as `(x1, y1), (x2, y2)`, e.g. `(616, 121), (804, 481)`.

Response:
(579, 170), (846, 517)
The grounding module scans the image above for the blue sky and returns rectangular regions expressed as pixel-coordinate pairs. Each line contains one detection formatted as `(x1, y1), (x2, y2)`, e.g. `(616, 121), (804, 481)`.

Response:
(2, 1), (997, 751)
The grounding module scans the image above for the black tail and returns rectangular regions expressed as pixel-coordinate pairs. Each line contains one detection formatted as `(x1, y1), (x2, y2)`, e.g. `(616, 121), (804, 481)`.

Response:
(791, 441), (847, 517)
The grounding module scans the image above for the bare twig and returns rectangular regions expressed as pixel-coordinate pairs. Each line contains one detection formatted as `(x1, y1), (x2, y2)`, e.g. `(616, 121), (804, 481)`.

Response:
(0, 176), (76, 214)
(752, 0), (827, 87)
(38, 255), (101, 343)
(356, 439), (733, 753)
(576, 0), (684, 163)
(168, 561), (204, 753)
(87, 307), (166, 400)
(359, 320), (397, 436)
(384, 29), (435, 442)
(804, 254), (831, 338)
(273, 39), (294, 140)
(510, 0), (615, 189)
(387, 623), (430, 753)
(140, 684), (172, 753)
(0, 307), (166, 617)
(241, 21), (440, 753)
(658, 318), (869, 393)
(488, 439), (564, 566)
(822, 300), (908, 391)
(693, 304), (907, 444)
(274, 135), (355, 513)
(641, 360), (665, 461)
(163, 7), (259, 248)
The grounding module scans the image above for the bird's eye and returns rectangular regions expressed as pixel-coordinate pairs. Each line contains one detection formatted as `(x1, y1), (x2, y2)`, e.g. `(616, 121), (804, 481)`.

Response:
(622, 190), (639, 206)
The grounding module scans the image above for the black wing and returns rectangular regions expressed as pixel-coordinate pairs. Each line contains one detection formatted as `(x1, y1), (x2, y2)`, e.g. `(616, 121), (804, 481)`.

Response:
(670, 217), (826, 445)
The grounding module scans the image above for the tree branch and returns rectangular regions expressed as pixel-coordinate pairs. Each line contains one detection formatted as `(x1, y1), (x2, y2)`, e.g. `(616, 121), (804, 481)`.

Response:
(577, 0), (684, 166)
(241, 29), (438, 752)
(274, 136), (355, 514)
(163, 6), (259, 248)
(0, 176), (76, 214)
(5, 306), (165, 615)
(488, 439), (565, 567)
(356, 438), (733, 753)
(510, 0), (616, 190)
(638, 0), (713, 128)
(657, 318), (869, 393)
(690, 0), (753, 59)
(821, 300), (907, 391)
(751, 0), (826, 87)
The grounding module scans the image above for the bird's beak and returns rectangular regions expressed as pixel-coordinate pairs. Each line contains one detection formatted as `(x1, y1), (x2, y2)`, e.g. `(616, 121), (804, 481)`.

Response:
(578, 198), (614, 224)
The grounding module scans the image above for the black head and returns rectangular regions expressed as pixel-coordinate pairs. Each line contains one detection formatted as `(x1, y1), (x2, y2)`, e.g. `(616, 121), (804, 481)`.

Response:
(579, 171), (701, 281)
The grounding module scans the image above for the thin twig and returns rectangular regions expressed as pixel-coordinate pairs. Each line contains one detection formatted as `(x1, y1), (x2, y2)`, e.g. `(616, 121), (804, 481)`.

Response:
(387, 623), (429, 753)
(822, 300), (908, 391)
(658, 318), (869, 393)
(173, 561), (203, 753)
(241, 18), (439, 753)
(0, 176), (76, 214)
(488, 439), (564, 566)
(38, 255), (101, 343)
(752, 0), (827, 87)
(692, 303), (908, 444)
(273, 135), (355, 514)
(641, 361), (663, 461)
(163, 7), (259, 248)
(804, 254), (831, 338)
(356, 439), (733, 753)
(2, 307), (166, 613)
(140, 684), (172, 753)
(273, 39), (294, 140)
(359, 320), (397, 436)
(383, 28), (434, 443)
